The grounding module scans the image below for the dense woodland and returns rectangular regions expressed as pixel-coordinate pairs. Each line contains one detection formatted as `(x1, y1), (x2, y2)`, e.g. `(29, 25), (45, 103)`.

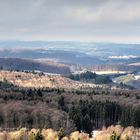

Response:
(67, 71), (112, 84)
(0, 79), (140, 135)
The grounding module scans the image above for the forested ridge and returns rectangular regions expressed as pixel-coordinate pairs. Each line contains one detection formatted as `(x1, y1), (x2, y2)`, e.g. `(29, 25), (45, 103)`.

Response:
(0, 79), (140, 135)
(67, 71), (112, 84)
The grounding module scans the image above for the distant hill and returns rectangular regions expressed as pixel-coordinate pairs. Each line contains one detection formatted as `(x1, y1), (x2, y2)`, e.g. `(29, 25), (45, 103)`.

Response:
(0, 58), (71, 74)
(0, 41), (140, 65)
(87, 63), (140, 72)
(0, 70), (96, 89)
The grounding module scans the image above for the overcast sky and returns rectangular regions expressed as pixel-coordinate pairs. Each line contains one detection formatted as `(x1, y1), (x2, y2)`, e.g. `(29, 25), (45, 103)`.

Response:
(0, 0), (140, 43)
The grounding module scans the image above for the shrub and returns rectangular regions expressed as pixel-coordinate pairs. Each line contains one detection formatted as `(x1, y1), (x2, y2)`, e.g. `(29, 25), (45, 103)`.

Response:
(29, 130), (44, 140)
(58, 128), (66, 140)
(110, 131), (120, 140)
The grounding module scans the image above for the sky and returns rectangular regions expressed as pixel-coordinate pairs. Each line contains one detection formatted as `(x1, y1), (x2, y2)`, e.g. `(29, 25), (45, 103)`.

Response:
(0, 0), (140, 43)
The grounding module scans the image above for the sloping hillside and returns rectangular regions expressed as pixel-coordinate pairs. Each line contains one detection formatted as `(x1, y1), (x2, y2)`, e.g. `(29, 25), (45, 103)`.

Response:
(0, 58), (71, 74)
(113, 74), (140, 89)
(0, 70), (96, 89)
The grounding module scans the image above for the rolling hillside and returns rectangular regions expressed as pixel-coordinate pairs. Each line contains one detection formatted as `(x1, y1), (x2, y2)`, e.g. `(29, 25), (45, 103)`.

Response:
(0, 58), (71, 74)
(0, 70), (96, 89)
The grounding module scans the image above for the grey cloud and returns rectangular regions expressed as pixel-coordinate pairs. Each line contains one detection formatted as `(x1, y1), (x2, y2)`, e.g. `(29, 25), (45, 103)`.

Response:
(0, 0), (140, 42)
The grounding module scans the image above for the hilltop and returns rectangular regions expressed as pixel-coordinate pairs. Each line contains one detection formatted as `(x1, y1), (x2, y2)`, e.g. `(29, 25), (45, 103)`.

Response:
(0, 70), (96, 89)
(0, 58), (71, 74)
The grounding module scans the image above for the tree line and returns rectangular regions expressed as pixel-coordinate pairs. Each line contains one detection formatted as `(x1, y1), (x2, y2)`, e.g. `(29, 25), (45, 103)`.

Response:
(67, 71), (112, 84)
(68, 100), (140, 133)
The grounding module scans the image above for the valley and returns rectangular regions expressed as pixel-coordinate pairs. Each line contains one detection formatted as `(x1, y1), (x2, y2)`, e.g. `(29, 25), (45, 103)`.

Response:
(0, 41), (140, 139)
(1, 0), (140, 139)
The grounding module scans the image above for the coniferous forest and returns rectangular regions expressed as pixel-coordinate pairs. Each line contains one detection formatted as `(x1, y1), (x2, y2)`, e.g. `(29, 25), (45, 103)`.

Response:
(0, 80), (140, 135)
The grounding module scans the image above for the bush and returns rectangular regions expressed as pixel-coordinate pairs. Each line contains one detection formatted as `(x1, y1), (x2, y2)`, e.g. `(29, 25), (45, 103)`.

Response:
(29, 131), (44, 140)
(110, 131), (120, 140)
(58, 128), (66, 140)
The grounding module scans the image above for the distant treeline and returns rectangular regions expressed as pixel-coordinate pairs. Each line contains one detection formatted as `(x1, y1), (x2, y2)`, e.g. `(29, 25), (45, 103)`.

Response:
(87, 63), (140, 72)
(67, 71), (112, 84)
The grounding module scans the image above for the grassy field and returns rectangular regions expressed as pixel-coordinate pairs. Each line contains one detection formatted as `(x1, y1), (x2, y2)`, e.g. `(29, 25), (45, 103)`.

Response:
(114, 74), (135, 84)
(94, 71), (127, 75)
